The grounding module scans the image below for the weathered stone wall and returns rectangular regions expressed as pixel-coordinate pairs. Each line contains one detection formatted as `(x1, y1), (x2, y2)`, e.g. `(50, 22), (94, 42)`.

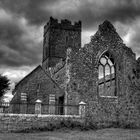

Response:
(11, 18), (140, 127)
(47, 47), (82, 115)
(0, 114), (82, 132)
(67, 20), (140, 127)
(51, 62), (66, 90)
(11, 66), (63, 114)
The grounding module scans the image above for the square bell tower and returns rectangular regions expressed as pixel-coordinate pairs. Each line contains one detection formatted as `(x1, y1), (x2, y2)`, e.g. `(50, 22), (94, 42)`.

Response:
(42, 17), (81, 69)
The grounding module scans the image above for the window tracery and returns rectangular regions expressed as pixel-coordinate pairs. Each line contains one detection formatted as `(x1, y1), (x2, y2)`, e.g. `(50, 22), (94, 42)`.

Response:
(98, 52), (116, 97)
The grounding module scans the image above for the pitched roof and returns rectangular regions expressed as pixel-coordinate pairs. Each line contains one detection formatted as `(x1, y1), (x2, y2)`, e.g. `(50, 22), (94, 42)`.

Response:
(15, 65), (42, 89)
(15, 65), (64, 94)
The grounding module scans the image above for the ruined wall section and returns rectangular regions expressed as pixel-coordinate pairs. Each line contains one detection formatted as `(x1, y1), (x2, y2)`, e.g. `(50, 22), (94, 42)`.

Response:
(90, 21), (139, 126)
(89, 20), (136, 99)
(118, 50), (140, 127)
(67, 20), (140, 125)
(69, 47), (94, 103)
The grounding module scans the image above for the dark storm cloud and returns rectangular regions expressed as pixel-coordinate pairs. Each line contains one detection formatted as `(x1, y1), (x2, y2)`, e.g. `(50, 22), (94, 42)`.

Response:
(97, 1), (140, 24)
(0, 0), (57, 25)
(1, 0), (140, 29)
(58, 0), (140, 30)
(0, 0), (140, 68)
(126, 20), (140, 58)
(0, 19), (42, 67)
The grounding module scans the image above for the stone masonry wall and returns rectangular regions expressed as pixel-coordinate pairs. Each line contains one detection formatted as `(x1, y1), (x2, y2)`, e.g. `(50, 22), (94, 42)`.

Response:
(68, 20), (140, 127)
(0, 114), (82, 132)
(11, 66), (63, 114)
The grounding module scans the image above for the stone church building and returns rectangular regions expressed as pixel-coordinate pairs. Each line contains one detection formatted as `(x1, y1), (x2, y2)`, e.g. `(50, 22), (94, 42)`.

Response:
(11, 17), (140, 125)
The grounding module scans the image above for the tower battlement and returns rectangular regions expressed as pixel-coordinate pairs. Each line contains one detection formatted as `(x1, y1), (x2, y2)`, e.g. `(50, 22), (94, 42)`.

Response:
(44, 17), (81, 35)
(43, 17), (81, 68)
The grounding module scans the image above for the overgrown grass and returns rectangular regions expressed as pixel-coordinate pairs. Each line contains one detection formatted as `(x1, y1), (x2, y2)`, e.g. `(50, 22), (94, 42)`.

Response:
(1, 128), (140, 140)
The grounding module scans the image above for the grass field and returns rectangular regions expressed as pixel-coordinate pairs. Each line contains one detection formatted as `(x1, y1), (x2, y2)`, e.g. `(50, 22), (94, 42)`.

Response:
(0, 128), (140, 140)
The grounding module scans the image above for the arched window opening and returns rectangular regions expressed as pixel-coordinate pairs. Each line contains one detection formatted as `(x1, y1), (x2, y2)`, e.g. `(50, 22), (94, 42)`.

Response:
(98, 52), (116, 97)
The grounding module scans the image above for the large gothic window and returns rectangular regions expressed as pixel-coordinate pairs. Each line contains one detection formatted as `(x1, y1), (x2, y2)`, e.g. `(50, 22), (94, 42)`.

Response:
(98, 52), (116, 97)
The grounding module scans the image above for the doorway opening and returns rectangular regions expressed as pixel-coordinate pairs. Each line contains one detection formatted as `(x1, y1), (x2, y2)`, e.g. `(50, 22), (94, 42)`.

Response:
(57, 95), (64, 115)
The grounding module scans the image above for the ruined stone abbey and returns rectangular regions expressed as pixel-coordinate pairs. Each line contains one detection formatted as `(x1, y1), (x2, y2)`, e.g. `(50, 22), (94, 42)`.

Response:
(11, 17), (140, 126)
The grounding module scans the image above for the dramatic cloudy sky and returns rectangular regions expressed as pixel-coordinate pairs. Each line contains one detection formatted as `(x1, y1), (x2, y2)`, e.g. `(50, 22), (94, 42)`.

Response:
(0, 0), (140, 101)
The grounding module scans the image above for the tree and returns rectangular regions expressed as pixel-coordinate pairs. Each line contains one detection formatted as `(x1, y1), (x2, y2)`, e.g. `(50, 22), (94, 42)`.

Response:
(0, 74), (10, 98)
